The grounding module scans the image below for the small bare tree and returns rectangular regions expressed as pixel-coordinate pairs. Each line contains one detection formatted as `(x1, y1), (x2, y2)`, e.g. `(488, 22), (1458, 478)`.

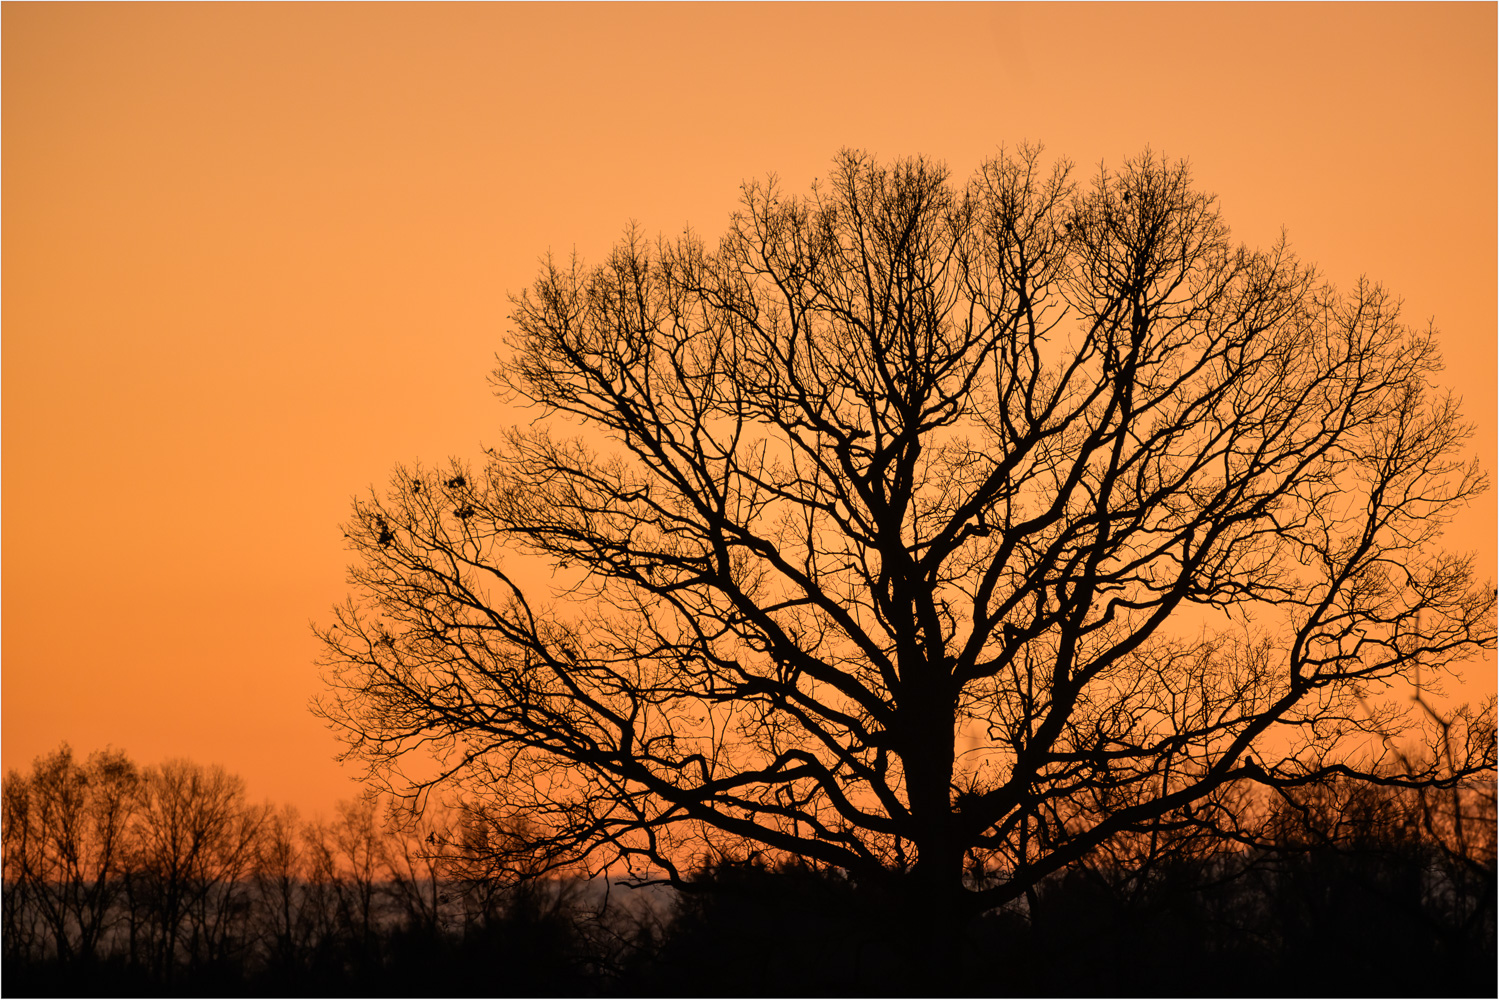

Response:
(379, 802), (451, 938)
(252, 804), (321, 973)
(317, 147), (1495, 965)
(126, 759), (264, 978)
(1, 746), (138, 964)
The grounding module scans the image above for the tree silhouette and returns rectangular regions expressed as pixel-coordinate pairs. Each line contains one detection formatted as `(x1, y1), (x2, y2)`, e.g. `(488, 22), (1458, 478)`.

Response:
(316, 146), (1495, 972)
(126, 759), (266, 981)
(2, 745), (138, 967)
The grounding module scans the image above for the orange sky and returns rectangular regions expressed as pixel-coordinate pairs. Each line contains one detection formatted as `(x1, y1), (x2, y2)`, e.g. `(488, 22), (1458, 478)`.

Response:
(4, 3), (1495, 817)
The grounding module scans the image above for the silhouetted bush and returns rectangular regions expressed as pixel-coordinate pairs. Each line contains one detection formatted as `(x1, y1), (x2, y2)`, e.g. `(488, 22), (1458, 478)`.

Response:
(647, 860), (906, 995)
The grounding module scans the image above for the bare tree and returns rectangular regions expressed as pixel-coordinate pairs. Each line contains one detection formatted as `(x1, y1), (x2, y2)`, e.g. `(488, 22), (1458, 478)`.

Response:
(317, 147), (1495, 965)
(252, 804), (321, 974)
(379, 801), (452, 937)
(126, 759), (264, 979)
(1, 746), (139, 965)
(316, 797), (384, 957)
(2, 768), (45, 962)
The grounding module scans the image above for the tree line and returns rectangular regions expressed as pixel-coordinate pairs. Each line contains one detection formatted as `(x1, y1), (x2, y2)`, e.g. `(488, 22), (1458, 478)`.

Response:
(4, 741), (1493, 995)
(2, 743), (662, 995)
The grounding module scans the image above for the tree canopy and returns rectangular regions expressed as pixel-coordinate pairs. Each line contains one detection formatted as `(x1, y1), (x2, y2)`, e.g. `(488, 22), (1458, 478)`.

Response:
(317, 146), (1495, 926)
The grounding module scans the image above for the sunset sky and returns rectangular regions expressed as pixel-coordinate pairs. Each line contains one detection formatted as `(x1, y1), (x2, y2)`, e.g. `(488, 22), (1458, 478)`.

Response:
(5, 3), (1494, 817)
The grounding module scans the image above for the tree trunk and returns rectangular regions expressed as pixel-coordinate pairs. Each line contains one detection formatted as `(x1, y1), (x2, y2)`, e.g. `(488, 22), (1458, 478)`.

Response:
(902, 854), (965, 993)
(901, 690), (965, 993)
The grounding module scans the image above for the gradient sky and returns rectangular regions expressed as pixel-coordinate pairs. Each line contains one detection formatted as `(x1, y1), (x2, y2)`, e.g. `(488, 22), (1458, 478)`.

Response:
(5, 3), (1495, 817)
